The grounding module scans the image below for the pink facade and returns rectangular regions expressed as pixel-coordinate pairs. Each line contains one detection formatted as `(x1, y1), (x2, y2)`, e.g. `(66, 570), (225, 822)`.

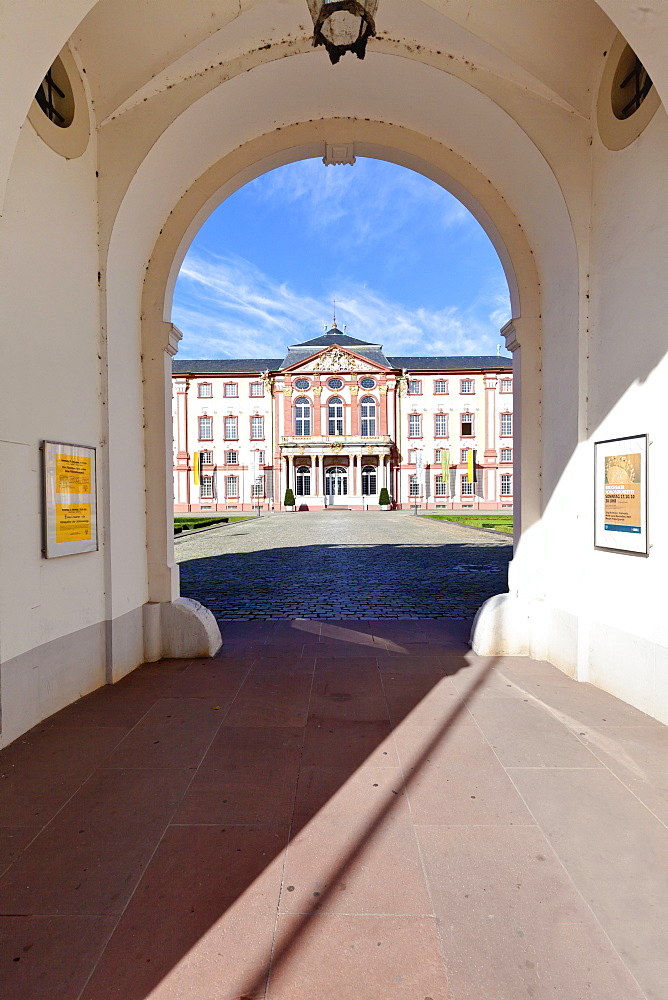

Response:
(172, 328), (513, 512)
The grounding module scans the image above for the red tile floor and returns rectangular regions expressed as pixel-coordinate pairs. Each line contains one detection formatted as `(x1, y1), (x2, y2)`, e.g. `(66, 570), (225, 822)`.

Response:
(1, 619), (667, 999)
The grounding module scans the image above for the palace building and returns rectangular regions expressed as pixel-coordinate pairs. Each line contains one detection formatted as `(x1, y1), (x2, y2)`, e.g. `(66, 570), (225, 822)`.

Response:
(172, 326), (513, 512)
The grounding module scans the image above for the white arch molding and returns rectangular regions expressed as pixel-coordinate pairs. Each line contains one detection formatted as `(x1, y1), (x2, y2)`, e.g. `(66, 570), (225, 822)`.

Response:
(132, 117), (554, 617)
(97, 38), (583, 684)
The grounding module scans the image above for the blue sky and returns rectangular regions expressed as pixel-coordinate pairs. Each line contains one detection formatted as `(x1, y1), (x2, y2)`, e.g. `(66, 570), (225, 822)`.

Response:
(172, 158), (511, 360)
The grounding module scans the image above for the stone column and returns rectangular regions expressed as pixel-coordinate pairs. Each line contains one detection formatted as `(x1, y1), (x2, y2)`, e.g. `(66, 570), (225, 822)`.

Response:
(283, 384), (293, 436)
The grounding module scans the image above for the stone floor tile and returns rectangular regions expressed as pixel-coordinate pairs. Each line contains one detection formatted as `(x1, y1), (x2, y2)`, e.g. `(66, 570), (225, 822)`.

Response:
(395, 722), (534, 826)
(280, 809), (432, 915)
(103, 697), (224, 770)
(198, 725), (304, 770)
(81, 825), (287, 1000)
(165, 658), (252, 700)
(0, 915), (116, 1000)
(0, 767), (192, 916)
(0, 724), (129, 826)
(417, 824), (645, 1000)
(223, 669), (312, 728)
(0, 827), (39, 877)
(172, 759), (300, 828)
(292, 765), (408, 827)
(267, 914), (452, 1000)
(302, 717), (397, 767)
(509, 766), (668, 999)
(467, 696), (605, 768)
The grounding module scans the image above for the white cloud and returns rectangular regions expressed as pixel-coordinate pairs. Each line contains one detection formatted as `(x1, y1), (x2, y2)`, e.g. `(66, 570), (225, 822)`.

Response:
(173, 250), (511, 360)
(248, 158), (470, 247)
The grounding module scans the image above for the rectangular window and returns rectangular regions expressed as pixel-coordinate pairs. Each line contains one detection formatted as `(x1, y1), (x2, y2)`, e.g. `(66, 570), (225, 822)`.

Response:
(434, 413), (448, 437)
(434, 380), (448, 394)
(225, 475), (239, 498)
(408, 414), (421, 437)
(200, 451), (213, 465)
(461, 447), (471, 463)
(224, 382), (238, 397)
(200, 476), (214, 498)
(461, 477), (474, 496)
(461, 379), (474, 393)
(224, 416), (238, 439)
(251, 416), (264, 439)
(500, 413), (513, 436)
(500, 379), (512, 393)
(461, 413), (474, 436)
(224, 450), (238, 465)
(501, 474), (512, 496)
(408, 449), (417, 464)
(409, 476), (420, 496)
(435, 475), (448, 496)
(408, 380), (421, 395)
(256, 450), (265, 465)
(251, 476), (264, 498)
(435, 449), (448, 463)
(500, 447), (512, 463)
(250, 382), (264, 397)
(198, 416), (213, 440)
(198, 382), (212, 397)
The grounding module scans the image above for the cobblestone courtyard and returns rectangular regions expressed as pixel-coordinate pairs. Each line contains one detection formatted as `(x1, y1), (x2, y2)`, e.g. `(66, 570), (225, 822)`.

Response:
(177, 511), (511, 620)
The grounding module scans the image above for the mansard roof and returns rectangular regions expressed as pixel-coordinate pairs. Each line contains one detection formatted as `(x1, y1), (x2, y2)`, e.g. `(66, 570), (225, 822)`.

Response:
(290, 326), (382, 351)
(387, 355), (513, 371)
(172, 359), (282, 374)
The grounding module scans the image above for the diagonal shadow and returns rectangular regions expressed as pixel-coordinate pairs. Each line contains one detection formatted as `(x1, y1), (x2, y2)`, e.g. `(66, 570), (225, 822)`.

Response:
(0, 620), (496, 1000)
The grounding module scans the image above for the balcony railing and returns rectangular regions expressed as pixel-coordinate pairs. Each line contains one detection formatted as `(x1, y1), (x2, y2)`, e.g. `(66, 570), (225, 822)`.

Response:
(280, 434), (392, 447)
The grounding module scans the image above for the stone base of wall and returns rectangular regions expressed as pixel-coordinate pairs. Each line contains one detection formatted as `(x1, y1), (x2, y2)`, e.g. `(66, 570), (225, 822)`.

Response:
(472, 593), (668, 726)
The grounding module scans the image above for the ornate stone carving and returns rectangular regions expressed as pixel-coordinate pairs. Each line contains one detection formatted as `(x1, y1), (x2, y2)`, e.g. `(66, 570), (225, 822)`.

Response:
(313, 386), (323, 396)
(314, 347), (360, 372)
(260, 369), (274, 395)
(379, 385), (388, 395)
(350, 385), (359, 395)
(397, 368), (408, 397)
(283, 386), (293, 397)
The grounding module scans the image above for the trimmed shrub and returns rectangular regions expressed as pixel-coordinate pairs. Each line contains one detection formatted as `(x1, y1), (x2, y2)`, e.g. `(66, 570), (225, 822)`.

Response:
(378, 487), (391, 506)
(284, 488), (295, 507)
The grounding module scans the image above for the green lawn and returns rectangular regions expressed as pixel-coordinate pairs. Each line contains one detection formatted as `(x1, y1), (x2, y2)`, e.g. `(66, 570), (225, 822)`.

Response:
(423, 513), (514, 534)
(174, 515), (253, 535)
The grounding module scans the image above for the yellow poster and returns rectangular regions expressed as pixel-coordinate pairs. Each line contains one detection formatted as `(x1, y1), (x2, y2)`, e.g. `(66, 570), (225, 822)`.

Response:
(55, 454), (91, 495)
(55, 504), (92, 543)
(604, 452), (641, 535)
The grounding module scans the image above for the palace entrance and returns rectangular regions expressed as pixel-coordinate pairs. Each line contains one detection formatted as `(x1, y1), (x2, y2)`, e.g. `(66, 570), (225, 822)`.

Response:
(325, 465), (348, 502)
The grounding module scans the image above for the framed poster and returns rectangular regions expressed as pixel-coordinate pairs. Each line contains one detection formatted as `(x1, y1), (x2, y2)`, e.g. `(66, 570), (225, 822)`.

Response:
(594, 434), (648, 555)
(42, 441), (98, 558)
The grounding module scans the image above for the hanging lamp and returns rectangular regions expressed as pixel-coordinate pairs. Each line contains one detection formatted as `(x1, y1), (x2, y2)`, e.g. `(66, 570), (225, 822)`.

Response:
(306, 1), (379, 64)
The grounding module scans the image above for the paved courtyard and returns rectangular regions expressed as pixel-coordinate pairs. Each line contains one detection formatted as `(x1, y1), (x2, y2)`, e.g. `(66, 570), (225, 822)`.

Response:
(1, 620), (667, 999)
(177, 511), (511, 620)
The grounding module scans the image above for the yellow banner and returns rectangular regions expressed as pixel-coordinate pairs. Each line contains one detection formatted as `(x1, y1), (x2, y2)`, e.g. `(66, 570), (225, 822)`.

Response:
(55, 504), (92, 543)
(55, 454), (91, 494)
(441, 449), (450, 479)
(467, 449), (474, 483)
(193, 452), (200, 486)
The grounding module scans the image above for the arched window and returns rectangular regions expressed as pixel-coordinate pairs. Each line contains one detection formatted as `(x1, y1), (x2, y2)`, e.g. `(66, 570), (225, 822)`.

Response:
(361, 465), (377, 495)
(295, 397), (311, 436)
(360, 396), (376, 437)
(295, 465), (311, 496)
(328, 396), (344, 436)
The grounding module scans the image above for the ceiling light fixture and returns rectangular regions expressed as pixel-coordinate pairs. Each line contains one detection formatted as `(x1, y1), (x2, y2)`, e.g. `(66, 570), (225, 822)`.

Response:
(307, 0), (379, 64)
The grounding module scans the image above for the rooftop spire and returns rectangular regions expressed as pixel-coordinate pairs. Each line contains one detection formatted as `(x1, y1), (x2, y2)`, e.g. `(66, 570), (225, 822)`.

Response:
(332, 297), (337, 330)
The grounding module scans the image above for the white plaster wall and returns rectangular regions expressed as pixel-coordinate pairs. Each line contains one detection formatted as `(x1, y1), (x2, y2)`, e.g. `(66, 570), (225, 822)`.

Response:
(0, 117), (107, 742)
